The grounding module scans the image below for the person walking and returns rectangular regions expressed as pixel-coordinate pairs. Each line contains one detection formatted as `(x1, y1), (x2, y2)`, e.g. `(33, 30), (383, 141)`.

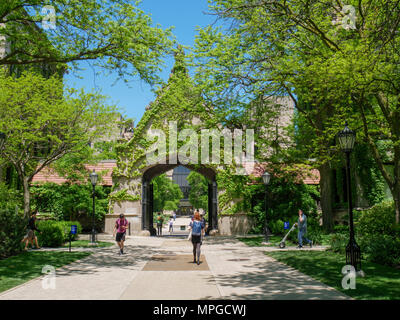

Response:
(113, 213), (130, 255)
(156, 212), (164, 236)
(168, 216), (174, 234)
(189, 211), (205, 265)
(21, 210), (41, 250)
(295, 209), (312, 249)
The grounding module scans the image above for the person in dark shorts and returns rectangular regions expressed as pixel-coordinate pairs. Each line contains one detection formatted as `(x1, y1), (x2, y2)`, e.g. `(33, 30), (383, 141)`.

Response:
(189, 211), (205, 265)
(113, 214), (130, 255)
(156, 212), (164, 236)
(21, 210), (41, 250)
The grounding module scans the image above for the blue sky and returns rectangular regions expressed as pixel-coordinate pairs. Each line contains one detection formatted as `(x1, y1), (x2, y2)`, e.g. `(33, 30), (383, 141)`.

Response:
(64, 0), (215, 125)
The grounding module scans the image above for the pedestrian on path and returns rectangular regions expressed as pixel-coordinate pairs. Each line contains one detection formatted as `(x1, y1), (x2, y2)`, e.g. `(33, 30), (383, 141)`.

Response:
(113, 214), (130, 255)
(295, 209), (312, 248)
(189, 211), (205, 265)
(21, 210), (41, 250)
(156, 212), (164, 236)
(168, 217), (174, 234)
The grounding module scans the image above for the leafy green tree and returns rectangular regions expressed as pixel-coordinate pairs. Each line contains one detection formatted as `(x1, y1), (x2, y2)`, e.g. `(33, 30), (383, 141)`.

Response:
(0, 0), (174, 84)
(152, 173), (183, 213)
(30, 182), (110, 222)
(187, 171), (208, 211)
(194, 0), (400, 227)
(0, 71), (117, 216)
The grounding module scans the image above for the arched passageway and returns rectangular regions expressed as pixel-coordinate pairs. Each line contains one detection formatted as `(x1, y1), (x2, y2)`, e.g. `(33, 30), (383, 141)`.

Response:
(141, 163), (218, 236)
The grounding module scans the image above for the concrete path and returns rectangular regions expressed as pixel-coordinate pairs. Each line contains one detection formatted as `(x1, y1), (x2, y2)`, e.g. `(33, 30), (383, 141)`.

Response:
(0, 236), (350, 300)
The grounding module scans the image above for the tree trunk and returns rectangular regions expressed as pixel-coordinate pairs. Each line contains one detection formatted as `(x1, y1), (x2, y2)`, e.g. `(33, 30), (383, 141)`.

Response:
(23, 177), (30, 218)
(319, 162), (335, 232)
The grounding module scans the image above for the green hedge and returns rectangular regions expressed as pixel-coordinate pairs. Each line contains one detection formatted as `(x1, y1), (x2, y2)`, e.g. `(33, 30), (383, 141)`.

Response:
(0, 207), (26, 259)
(0, 183), (25, 259)
(36, 220), (82, 247)
(329, 201), (400, 267)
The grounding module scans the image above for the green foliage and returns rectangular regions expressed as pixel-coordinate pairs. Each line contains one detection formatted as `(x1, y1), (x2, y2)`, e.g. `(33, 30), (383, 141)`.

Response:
(0, 0), (174, 84)
(152, 174), (183, 213)
(0, 207), (26, 259)
(0, 183), (25, 258)
(35, 220), (82, 247)
(31, 182), (110, 221)
(353, 144), (386, 206)
(356, 201), (397, 237)
(249, 173), (320, 236)
(359, 235), (400, 267)
(0, 71), (118, 216)
(187, 171), (208, 211)
(328, 233), (350, 254)
(329, 201), (399, 267)
(36, 221), (65, 247)
(58, 221), (83, 241)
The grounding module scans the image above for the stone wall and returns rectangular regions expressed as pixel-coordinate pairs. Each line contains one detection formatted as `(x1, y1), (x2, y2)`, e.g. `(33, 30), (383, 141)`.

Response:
(217, 213), (256, 236)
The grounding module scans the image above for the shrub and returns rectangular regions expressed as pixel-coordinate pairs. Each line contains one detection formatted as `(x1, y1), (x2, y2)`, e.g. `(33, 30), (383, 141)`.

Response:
(356, 200), (396, 237)
(269, 219), (284, 235)
(0, 183), (25, 259)
(0, 207), (26, 259)
(359, 235), (400, 267)
(329, 233), (349, 254)
(59, 221), (82, 241)
(36, 221), (65, 247)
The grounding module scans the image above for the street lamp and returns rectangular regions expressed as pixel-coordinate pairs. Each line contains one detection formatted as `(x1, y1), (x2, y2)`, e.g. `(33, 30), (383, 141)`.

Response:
(89, 169), (98, 244)
(338, 121), (361, 272)
(262, 171), (271, 243)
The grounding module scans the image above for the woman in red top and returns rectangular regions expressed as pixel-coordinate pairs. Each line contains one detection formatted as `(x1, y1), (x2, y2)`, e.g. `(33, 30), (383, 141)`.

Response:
(113, 214), (129, 255)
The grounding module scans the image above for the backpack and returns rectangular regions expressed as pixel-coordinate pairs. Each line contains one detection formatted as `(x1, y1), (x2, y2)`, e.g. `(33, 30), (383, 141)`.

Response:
(192, 220), (202, 235)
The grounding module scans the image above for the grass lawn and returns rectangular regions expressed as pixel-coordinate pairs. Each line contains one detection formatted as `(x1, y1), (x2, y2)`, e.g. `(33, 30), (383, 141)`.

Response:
(62, 240), (114, 248)
(0, 251), (92, 293)
(238, 235), (297, 247)
(238, 234), (332, 247)
(266, 250), (400, 300)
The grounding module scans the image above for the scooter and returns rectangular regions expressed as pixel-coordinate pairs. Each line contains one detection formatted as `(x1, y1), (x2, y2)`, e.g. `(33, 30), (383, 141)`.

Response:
(278, 223), (297, 248)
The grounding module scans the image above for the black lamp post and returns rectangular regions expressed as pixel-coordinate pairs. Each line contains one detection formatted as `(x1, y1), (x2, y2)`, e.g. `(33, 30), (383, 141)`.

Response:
(338, 121), (361, 272)
(89, 169), (98, 244)
(262, 171), (271, 243)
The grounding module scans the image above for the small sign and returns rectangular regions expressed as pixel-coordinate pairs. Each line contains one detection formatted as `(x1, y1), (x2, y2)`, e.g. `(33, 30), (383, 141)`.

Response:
(284, 222), (290, 230)
(70, 225), (78, 235)
(180, 226), (186, 231)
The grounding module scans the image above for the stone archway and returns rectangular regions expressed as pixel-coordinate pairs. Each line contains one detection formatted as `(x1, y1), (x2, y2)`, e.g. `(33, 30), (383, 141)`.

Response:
(104, 48), (250, 236)
(105, 161), (220, 236)
(141, 163), (218, 236)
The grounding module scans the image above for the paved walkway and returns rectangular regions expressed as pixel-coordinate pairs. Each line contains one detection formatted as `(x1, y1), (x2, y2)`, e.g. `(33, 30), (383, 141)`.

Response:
(0, 236), (350, 300)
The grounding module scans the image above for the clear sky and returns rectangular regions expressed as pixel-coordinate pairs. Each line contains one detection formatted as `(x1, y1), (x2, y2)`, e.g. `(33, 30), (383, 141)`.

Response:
(64, 0), (215, 125)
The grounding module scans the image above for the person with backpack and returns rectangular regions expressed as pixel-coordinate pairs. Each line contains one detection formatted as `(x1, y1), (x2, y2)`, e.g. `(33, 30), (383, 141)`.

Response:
(113, 213), (130, 255)
(168, 216), (174, 234)
(156, 212), (164, 236)
(189, 211), (205, 265)
(21, 210), (41, 250)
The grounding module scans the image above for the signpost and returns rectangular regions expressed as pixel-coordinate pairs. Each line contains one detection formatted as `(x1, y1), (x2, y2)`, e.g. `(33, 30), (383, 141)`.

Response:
(69, 225), (77, 252)
(284, 222), (290, 230)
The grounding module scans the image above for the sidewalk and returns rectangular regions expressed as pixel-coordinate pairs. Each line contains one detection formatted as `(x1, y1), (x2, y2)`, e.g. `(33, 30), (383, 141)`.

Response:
(0, 236), (350, 300)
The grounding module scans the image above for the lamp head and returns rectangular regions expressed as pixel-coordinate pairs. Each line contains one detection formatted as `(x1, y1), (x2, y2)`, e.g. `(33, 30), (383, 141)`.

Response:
(338, 121), (356, 153)
(89, 169), (98, 186)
